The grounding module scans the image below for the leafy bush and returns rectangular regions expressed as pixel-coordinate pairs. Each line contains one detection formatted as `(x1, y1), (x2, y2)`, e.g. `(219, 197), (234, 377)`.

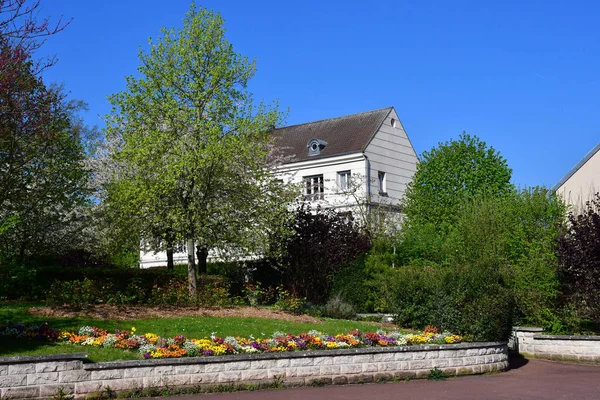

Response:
(331, 255), (374, 313)
(558, 193), (600, 325)
(322, 293), (357, 320)
(278, 204), (371, 304)
(273, 285), (305, 314)
(378, 262), (514, 341)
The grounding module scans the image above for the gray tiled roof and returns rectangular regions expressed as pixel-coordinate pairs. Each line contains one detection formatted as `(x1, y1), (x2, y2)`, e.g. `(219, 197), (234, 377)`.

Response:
(273, 107), (392, 163)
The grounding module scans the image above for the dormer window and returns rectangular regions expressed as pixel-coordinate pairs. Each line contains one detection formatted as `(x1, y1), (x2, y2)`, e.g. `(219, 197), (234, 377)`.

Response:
(307, 139), (328, 156)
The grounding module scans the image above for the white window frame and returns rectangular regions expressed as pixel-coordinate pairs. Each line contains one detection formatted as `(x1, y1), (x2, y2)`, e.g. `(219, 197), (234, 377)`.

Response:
(304, 174), (324, 201)
(337, 170), (351, 191)
(378, 171), (387, 194)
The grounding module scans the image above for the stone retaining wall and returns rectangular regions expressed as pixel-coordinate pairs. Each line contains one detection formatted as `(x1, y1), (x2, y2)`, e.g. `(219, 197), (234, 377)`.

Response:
(1, 342), (508, 399)
(511, 327), (600, 364)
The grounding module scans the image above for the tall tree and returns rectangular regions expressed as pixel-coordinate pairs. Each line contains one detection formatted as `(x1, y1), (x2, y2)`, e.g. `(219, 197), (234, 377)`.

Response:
(104, 4), (291, 294)
(402, 132), (514, 232)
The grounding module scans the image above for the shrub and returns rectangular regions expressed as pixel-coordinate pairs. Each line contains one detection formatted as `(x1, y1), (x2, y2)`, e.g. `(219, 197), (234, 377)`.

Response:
(279, 204), (371, 304)
(331, 255), (374, 313)
(558, 193), (600, 325)
(322, 293), (357, 320)
(378, 262), (514, 342)
(272, 285), (305, 314)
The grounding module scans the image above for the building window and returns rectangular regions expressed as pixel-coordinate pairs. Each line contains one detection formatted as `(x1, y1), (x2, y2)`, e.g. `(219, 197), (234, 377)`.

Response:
(378, 171), (387, 194)
(391, 118), (396, 128)
(304, 174), (324, 200)
(337, 170), (351, 191)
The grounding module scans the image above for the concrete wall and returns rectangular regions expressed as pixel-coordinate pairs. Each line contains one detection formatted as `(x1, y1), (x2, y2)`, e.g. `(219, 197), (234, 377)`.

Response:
(511, 327), (600, 364)
(1, 342), (508, 399)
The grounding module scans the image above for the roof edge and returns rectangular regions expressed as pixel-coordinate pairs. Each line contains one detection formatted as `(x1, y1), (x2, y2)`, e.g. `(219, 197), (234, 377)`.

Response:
(553, 142), (600, 191)
(362, 107), (393, 151)
(274, 106), (394, 131)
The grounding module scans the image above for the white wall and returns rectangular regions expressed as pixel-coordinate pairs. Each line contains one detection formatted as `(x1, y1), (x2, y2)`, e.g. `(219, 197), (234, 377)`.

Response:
(556, 147), (600, 211)
(364, 109), (418, 206)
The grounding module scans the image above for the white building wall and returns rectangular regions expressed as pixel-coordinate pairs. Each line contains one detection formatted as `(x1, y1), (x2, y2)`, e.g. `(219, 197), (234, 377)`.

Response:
(556, 148), (600, 211)
(274, 153), (367, 211)
(364, 109), (418, 206)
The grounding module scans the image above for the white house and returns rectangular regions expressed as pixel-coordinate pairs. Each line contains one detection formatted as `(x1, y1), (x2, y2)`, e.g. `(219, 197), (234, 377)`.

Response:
(553, 142), (600, 211)
(139, 106), (418, 268)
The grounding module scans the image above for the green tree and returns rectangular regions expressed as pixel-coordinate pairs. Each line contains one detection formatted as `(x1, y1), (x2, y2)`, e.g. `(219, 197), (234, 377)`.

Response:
(104, 4), (290, 294)
(402, 132), (513, 232)
(0, 40), (90, 263)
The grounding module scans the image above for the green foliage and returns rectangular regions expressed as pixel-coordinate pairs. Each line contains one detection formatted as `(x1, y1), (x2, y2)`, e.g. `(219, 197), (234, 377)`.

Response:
(331, 255), (374, 313)
(322, 293), (357, 320)
(273, 285), (306, 315)
(428, 367), (448, 381)
(0, 40), (92, 264)
(378, 263), (514, 341)
(445, 188), (566, 328)
(103, 3), (291, 294)
(402, 132), (513, 232)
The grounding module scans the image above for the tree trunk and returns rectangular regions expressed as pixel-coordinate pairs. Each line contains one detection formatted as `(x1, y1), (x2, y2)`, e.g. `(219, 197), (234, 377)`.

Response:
(166, 245), (174, 270)
(186, 239), (197, 296)
(196, 246), (209, 275)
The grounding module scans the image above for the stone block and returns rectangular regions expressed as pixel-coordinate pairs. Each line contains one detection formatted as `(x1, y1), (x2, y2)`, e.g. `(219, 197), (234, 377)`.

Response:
(122, 367), (154, 378)
(339, 364), (362, 374)
(267, 368), (286, 379)
(294, 367), (320, 377)
(36, 361), (80, 373)
(305, 377), (332, 386)
(312, 357), (333, 366)
(164, 375), (191, 387)
(8, 364), (36, 375)
(205, 363), (224, 373)
(250, 360), (274, 370)
(100, 378), (142, 391)
(332, 356), (354, 365)
(456, 367), (474, 376)
(275, 359), (290, 368)
(153, 365), (176, 375)
(227, 361), (251, 370)
(332, 375), (348, 385)
(289, 358), (313, 367)
(374, 372), (393, 381)
(415, 369), (430, 379)
(0, 365), (7, 376)
(241, 369), (269, 381)
(90, 369), (123, 380)
(347, 374), (373, 384)
(371, 353), (393, 362)
(74, 381), (103, 395)
(218, 371), (242, 383)
(412, 352), (426, 360)
(27, 372), (59, 385)
(377, 362), (400, 372)
(39, 384), (75, 398)
(394, 352), (413, 361)
(143, 376), (167, 388)
(449, 358), (465, 367)
(410, 360), (433, 370)
(393, 370), (416, 380)
(0, 375), (27, 388)
(431, 359), (449, 368)
(361, 363), (378, 373)
(59, 369), (92, 383)
(320, 365), (341, 375)
(1, 386), (40, 399)
(441, 367), (457, 376)
(175, 364), (205, 375)
(463, 357), (476, 365)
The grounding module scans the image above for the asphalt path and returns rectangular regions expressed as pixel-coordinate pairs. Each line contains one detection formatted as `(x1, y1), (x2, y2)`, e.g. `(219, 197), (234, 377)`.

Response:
(151, 358), (600, 400)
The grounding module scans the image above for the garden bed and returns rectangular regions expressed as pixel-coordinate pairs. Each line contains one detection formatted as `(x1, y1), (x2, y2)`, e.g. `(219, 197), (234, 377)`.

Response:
(0, 341), (509, 399)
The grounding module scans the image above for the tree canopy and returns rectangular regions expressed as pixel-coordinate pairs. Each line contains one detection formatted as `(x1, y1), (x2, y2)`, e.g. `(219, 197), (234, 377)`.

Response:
(103, 4), (292, 294)
(402, 132), (513, 231)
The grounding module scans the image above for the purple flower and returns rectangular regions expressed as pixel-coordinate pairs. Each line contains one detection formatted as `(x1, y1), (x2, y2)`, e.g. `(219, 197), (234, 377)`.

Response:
(143, 352), (151, 359)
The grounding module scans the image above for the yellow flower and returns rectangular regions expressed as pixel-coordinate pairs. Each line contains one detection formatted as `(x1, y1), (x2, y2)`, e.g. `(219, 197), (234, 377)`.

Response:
(326, 342), (338, 349)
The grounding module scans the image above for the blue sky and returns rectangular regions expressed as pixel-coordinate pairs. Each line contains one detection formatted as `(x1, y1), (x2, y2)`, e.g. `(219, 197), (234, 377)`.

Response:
(37, 0), (599, 188)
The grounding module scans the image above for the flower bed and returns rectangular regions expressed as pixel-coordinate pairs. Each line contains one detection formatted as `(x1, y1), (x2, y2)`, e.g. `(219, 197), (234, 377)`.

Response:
(1, 323), (463, 359)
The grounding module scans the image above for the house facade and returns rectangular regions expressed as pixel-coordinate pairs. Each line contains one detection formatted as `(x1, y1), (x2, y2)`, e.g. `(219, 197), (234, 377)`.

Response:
(553, 142), (600, 211)
(139, 106), (418, 268)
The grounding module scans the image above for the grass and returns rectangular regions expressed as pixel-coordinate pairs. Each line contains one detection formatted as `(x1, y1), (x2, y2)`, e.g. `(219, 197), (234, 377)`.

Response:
(0, 302), (399, 362)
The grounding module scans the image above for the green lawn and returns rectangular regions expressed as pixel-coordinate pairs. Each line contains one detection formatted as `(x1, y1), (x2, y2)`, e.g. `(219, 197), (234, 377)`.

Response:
(0, 302), (398, 362)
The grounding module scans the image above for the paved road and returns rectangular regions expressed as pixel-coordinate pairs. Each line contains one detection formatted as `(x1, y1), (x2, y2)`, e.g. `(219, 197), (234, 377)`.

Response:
(161, 358), (600, 400)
